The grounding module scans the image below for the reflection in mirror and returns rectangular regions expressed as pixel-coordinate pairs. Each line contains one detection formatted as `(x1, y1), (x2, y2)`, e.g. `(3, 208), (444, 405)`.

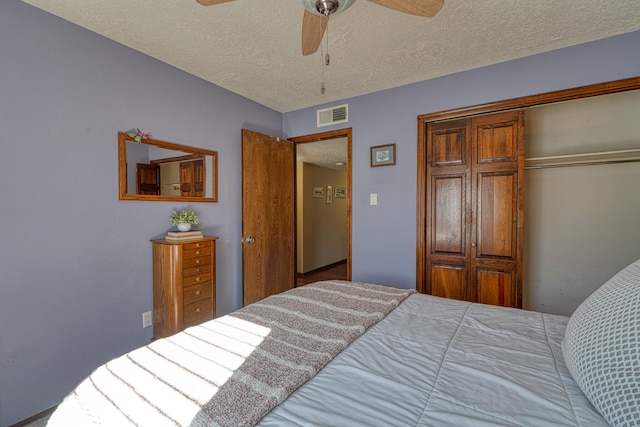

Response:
(118, 133), (218, 202)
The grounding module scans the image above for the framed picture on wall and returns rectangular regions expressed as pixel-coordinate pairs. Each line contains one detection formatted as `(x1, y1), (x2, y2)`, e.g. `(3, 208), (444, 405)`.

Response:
(371, 143), (396, 167)
(313, 187), (325, 198)
(335, 187), (346, 198)
(326, 186), (333, 204)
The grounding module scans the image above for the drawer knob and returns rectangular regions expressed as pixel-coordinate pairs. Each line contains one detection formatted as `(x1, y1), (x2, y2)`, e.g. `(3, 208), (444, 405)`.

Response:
(196, 250), (200, 255)
(196, 243), (201, 247)
(196, 290), (201, 295)
(196, 259), (200, 264)
(196, 277), (200, 282)
(196, 307), (201, 313)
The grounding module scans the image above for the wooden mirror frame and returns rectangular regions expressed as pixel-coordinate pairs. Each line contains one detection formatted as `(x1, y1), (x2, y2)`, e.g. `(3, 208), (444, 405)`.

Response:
(118, 132), (218, 202)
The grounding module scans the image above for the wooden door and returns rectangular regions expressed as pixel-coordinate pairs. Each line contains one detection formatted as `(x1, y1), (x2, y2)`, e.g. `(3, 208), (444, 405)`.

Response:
(425, 119), (471, 301)
(470, 111), (524, 307)
(242, 129), (296, 306)
(180, 161), (193, 196)
(425, 111), (524, 307)
(180, 159), (205, 197)
(136, 163), (159, 195)
(192, 159), (204, 197)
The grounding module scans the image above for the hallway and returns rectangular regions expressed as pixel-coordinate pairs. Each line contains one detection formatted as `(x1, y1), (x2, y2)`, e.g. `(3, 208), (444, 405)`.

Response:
(296, 261), (347, 287)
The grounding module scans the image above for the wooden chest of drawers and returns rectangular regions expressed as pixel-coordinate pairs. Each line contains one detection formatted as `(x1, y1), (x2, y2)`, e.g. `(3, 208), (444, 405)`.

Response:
(151, 236), (218, 339)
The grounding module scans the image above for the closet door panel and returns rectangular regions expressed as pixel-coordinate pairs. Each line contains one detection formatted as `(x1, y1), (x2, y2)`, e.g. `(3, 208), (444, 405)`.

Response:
(431, 264), (467, 301)
(475, 268), (516, 307)
(431, 175), (466, 255)
(430, 121), (468, 166)
(475, 171), (518, 259)
(475, 116), (519, 163)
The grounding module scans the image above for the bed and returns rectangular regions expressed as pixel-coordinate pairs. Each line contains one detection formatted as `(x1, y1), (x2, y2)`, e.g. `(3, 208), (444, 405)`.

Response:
(48, 260), (640, 427)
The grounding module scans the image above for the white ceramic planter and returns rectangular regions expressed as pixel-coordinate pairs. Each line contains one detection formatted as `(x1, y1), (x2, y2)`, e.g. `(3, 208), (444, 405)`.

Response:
(177, 223), (192, 232)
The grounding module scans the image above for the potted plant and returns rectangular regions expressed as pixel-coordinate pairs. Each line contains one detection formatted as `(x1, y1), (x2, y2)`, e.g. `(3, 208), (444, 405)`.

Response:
(169, 209), (199, 232)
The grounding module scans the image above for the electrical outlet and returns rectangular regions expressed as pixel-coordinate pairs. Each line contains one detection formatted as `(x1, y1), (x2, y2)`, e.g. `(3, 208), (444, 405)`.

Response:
(142, 311), (153, 328)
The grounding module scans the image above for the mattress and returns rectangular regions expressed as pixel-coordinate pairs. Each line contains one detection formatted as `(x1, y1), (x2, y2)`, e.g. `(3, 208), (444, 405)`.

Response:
(259, 293), (608, 426)
(47, 282), (608, 426)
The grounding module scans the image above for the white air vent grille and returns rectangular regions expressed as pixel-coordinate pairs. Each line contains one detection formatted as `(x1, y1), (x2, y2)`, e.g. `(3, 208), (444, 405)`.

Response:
(317, 104), (349, 127)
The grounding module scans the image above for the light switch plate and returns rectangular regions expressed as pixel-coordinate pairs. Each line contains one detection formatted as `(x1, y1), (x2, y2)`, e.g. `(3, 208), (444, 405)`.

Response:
(370, 193), (378, 205)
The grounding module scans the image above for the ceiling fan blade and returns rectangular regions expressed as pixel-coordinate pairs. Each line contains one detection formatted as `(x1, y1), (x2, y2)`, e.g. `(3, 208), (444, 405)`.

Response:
(367, 0), (444, 17)
(302, 10), (329, 56)
(196, 0), (235, 6)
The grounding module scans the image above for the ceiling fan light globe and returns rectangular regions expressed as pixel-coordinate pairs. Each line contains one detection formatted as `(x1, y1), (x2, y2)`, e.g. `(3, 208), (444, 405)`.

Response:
(298, 0), (358, 17)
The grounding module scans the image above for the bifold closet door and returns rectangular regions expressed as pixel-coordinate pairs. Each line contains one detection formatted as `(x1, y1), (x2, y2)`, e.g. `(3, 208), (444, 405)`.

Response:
(425, 111), (524, 307)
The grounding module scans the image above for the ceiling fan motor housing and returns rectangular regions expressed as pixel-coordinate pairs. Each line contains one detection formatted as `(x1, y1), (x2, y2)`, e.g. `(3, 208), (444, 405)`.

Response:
(299, 0), (358, 16)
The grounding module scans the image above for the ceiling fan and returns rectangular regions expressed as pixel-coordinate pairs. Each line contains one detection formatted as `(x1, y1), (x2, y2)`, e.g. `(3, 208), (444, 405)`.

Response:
(196, 0), (444, 56)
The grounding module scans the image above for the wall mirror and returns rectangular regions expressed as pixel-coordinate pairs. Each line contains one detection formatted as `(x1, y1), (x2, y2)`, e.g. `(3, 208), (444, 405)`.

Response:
(118, 132), (218, 202)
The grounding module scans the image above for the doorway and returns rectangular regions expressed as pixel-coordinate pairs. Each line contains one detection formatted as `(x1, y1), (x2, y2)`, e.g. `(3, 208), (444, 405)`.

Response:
(290, 128), (353, 285)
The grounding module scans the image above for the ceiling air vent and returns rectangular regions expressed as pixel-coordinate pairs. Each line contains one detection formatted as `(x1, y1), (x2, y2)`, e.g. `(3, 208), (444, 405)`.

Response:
(317, 104), (349, 128)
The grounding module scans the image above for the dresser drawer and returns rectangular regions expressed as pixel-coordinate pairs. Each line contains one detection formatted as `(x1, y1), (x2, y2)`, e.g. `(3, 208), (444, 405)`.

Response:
(183, 255), (211, 270)
(183, 263), (211, 278)
(184, 282), (213, 305)
(183, 298), (214, 326)
(183, 242), (212, 259)
(183, 272), (211, 287)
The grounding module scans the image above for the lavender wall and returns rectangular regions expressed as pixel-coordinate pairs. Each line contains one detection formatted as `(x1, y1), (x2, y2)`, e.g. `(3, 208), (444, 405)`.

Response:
(283, 30), (640, 291)
(0, 1), (281, 425)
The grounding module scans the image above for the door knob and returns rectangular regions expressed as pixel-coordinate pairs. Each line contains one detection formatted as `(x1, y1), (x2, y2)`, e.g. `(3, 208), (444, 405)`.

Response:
(243, 236), (256, 244)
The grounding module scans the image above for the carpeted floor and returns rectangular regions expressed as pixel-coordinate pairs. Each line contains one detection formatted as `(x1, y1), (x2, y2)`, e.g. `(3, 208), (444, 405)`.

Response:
(13, 408), (53, 427)
(22, 415), (49, 427)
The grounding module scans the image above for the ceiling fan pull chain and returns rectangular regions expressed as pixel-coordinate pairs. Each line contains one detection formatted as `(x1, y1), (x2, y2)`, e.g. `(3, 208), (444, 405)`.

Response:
(325, 20), (330, 66)
(320, 19), (329, 94)
(320, 50), (326, 94)
(320, 46), (326, 94)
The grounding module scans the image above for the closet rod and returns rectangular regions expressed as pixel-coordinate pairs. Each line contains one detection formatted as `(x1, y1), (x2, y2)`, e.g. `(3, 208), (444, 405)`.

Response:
(524, 148), (640, 170)
(525, 148), (640, 162)
(525, 158), (640, 170)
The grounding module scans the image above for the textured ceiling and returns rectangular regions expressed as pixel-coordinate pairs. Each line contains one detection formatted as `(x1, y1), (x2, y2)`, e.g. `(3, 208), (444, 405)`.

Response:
(21, 0), (640, 113)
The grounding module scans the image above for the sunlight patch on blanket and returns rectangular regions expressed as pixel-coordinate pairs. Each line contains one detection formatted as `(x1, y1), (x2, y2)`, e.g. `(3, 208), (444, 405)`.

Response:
(53, 319), (271, 426)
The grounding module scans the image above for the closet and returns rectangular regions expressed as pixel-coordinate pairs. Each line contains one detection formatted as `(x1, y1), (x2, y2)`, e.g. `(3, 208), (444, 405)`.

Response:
(523, 89), (640, 315)
(421, 110), (524, 307)
(417, 78), (640, 313)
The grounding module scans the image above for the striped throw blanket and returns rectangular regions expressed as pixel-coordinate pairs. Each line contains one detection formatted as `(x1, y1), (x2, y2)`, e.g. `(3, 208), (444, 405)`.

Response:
(48, 281), (415, 427)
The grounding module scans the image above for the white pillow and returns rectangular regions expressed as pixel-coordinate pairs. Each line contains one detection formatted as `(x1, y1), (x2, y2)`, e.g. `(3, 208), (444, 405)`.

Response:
(562, 259), (640, 427)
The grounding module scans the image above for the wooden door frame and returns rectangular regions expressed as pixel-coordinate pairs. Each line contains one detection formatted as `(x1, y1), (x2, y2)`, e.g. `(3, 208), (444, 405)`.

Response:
(417, 76), (640, 292)
(289, 128), (353, 281)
